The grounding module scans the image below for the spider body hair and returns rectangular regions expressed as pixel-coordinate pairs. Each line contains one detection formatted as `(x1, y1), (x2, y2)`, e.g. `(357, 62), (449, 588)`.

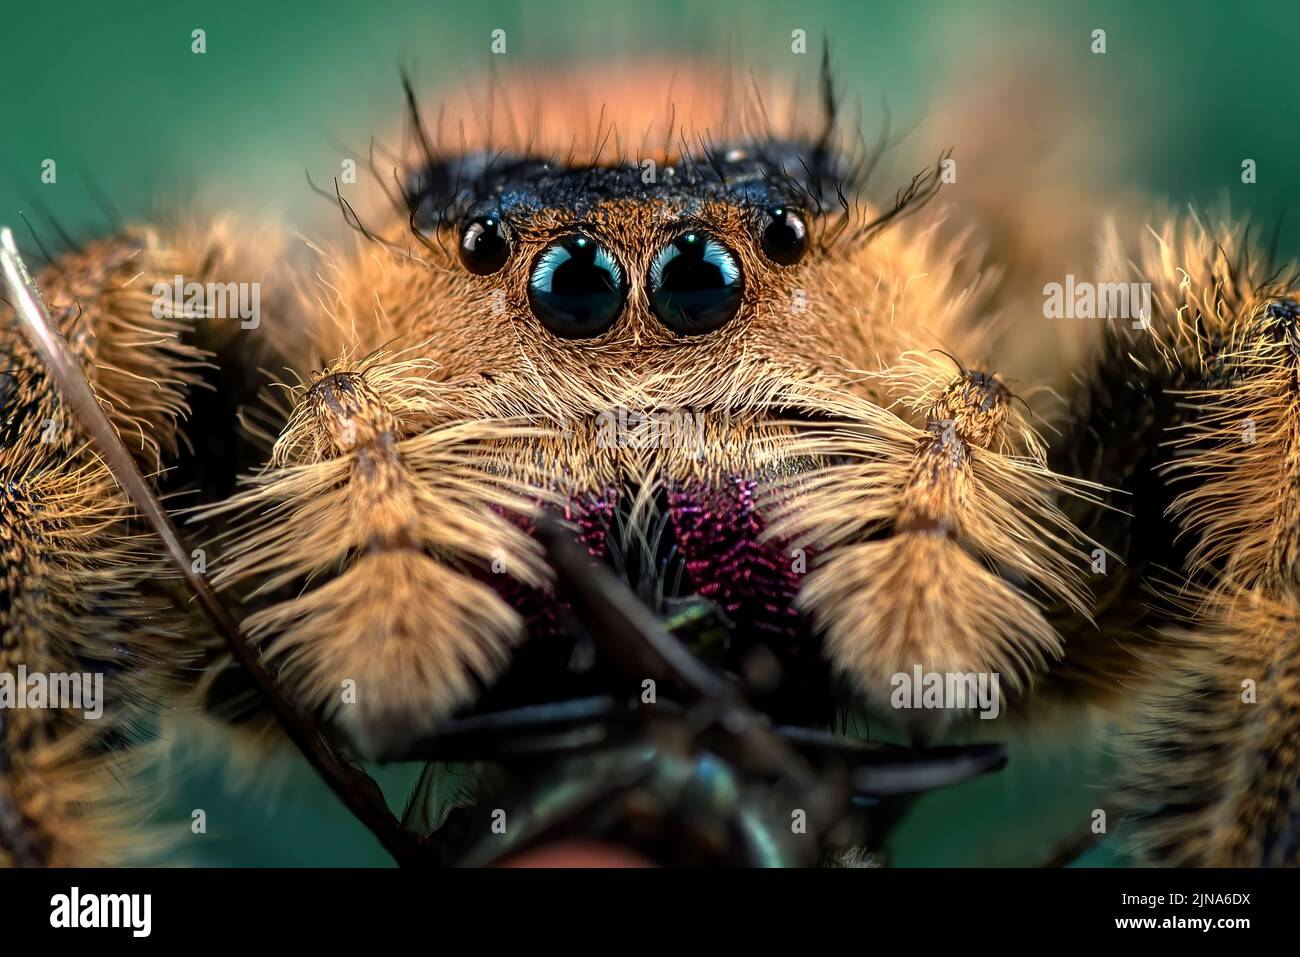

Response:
(1072, 215), (1300, 864)
(1128, 584), (1300, 866)
(0, 232), (205, 864)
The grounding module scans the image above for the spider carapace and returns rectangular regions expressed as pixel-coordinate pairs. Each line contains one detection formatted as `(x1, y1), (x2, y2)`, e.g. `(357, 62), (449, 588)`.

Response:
(1, 62), (1298, 867)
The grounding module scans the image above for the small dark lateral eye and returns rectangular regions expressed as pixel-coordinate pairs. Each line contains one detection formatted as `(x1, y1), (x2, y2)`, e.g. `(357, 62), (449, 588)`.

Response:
(760, 207), (808, 266)
(459, 216), (510, 275)
(648, 232), (744, 336)
(527, 235), (626, 339)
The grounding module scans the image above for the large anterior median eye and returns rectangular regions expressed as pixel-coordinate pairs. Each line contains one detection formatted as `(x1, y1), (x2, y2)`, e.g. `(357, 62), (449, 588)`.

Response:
(648, 232), (744, 336)
(527, 234), (626, 338)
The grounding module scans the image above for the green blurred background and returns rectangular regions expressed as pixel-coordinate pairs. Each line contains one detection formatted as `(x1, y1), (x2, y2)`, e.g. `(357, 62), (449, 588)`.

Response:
(5, 1), (1298, 246)
(4, 0), (1298, 865)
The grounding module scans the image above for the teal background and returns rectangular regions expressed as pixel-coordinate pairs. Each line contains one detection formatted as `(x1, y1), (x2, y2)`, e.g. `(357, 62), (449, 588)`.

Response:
(4, 0), (1296, 865)
(5, 1), (1298, 252)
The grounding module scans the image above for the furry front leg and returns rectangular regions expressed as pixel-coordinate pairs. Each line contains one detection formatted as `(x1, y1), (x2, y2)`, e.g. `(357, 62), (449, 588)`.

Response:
(200, 354), (552, 758)
(763, 355), (1098, 730)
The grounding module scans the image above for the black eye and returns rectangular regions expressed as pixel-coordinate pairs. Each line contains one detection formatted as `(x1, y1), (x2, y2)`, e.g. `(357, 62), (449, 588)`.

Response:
(459, 216), (510, 275)
(527, 235), (626, 339)
(648, 232), (744, 336)
(760, 207), (808, 266)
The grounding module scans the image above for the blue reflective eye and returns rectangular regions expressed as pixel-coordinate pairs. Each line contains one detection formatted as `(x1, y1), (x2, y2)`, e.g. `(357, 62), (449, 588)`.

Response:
(527, 235), (626, 338)
(648, 232), (744, 336)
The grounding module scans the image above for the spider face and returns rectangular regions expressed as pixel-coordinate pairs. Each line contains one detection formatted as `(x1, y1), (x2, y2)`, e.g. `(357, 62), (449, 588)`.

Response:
(310, 122), (891, 735)
(414, 151), (821, 352)
(260, 71), (969, 751)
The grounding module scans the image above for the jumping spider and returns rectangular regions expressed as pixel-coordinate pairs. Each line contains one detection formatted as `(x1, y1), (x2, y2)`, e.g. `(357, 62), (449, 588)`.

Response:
(1, 59), (1297, 868)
